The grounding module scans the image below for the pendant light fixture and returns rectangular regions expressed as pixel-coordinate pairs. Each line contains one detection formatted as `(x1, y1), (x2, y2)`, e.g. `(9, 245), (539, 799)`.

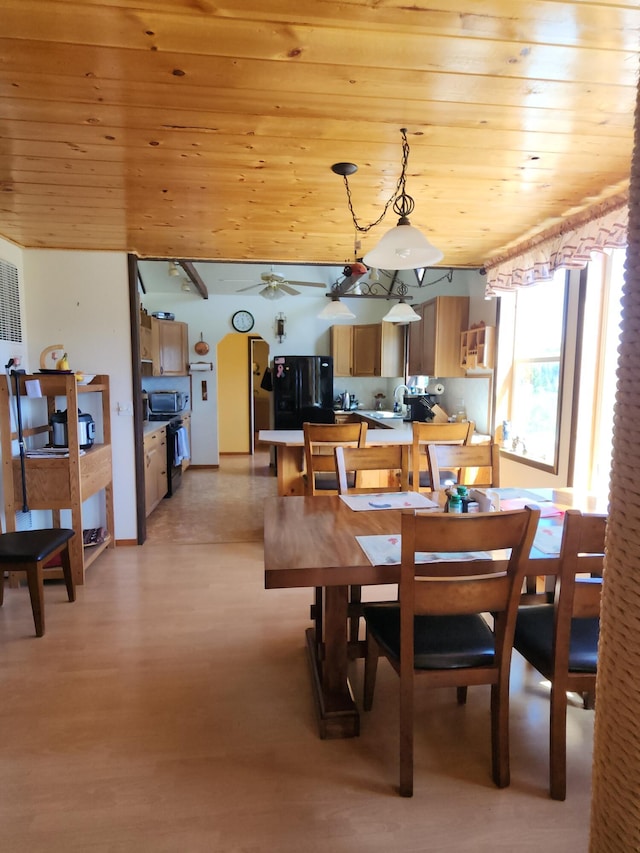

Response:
(317, 288), (356, 321)
(381, 298), (421, 324)
(331, 128), (444, 270)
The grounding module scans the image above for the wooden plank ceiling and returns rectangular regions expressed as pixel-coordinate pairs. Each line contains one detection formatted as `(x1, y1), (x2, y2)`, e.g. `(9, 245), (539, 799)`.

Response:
(0, 0), (638, 269)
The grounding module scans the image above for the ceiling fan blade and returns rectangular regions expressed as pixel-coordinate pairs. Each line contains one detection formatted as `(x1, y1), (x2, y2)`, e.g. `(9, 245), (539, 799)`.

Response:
(285, 280), (326, 288)
(279, 283), (300, 295)
(236, 283), (262, 292)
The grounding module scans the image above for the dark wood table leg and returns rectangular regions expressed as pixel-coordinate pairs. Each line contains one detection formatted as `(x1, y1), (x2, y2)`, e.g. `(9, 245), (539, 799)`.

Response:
(305, 584), (360, 739)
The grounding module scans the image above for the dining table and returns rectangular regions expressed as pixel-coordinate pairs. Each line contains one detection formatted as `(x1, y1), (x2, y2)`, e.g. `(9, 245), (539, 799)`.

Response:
(263, 487), (607, 739)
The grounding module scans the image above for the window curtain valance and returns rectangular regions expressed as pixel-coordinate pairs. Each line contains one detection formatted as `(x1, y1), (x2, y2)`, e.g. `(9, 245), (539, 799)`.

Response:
(483, 193), (628, 294)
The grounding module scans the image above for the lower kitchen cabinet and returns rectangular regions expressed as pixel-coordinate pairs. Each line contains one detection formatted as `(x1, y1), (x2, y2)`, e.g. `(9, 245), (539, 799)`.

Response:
(144, 426), (168, 516)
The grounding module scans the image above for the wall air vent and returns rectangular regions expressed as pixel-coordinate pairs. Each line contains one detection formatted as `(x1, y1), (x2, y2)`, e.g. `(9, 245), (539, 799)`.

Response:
(0, 259), (22, 343)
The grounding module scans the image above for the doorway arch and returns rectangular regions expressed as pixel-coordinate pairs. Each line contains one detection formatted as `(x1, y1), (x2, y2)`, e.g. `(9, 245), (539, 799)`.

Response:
(217, 333), (269, 454)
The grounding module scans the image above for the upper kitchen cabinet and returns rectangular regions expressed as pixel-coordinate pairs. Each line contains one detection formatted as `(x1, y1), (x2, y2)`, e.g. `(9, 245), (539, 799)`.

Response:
(330, 325), (353, 377)
(140, 316), (189, 376)
(408, 296), (469, 378)
(331, 323), (404, 378)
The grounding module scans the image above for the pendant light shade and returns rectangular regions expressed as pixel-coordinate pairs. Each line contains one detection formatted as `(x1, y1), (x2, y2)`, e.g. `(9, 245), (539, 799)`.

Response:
(332, 129), (444, 272)
(382, 299), (421, 324)
(318, 295), (356, 320)
(364, 223), (444, 270)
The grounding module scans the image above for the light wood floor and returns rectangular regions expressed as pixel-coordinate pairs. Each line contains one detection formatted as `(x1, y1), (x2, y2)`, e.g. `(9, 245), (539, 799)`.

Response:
(0, 451), (594, 852)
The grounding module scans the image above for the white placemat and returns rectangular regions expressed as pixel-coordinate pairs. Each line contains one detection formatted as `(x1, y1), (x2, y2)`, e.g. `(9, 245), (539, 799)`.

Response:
(356, 534), (491, 566)
(340, 492), (439, 511)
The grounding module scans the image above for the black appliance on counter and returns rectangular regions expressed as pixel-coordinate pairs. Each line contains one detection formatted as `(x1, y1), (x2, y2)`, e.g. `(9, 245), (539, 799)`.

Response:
(272, 356), (334, 429)
(403, 394), (436, 422)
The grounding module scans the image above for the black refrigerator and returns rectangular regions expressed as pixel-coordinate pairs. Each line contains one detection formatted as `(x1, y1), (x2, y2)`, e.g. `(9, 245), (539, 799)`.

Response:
(272, 355), (334, 429)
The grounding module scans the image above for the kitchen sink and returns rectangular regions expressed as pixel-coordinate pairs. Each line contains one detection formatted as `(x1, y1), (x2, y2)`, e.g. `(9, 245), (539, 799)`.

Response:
(360, 410), (404, 419)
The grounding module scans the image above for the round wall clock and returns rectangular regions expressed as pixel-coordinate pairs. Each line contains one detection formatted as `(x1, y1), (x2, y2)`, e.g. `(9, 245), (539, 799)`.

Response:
(231, 310), (255, 333)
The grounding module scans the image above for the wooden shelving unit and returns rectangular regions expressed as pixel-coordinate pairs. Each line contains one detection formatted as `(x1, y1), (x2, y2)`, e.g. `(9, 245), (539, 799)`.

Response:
(460, 324), (495, 370)
(0, 373), (114, 585)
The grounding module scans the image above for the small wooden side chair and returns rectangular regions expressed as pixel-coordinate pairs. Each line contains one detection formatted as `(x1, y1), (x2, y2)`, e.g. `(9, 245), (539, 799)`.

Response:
(427, 441), (500, 492)
(514, 510), (605, 800)
(410, 420), (475, 492)
(0, 528), (76, 637)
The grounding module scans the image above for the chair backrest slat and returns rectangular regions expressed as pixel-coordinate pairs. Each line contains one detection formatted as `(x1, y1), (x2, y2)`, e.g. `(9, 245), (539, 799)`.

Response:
(427, 442), (500, 491)
(334, 444), (409, 494)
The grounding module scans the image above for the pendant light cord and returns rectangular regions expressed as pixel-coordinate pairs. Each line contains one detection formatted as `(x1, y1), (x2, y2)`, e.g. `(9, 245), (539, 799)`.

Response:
(340, 129), (412, 233)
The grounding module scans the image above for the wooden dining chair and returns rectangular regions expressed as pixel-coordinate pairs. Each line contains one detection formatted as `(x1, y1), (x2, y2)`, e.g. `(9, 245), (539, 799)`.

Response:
(427, 441), (500, 492)
(303, 421), (368, 645)
(334, 444), (409, 495)
(0, 528), (76, 636)
(410, 420), (475, 492)
(513, 510), (606, 800)
(303, 421), (368, 495)
(362, 506), (540, 797)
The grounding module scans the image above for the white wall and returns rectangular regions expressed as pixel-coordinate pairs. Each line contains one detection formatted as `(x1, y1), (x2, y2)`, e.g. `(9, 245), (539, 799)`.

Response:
(22, 249), (137, 540)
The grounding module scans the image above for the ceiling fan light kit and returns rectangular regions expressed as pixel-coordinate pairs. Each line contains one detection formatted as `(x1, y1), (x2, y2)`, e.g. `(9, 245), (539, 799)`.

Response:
(331, 128), (444, 272)
(235, 270), (326, 298)
(260, 285), (286, 300)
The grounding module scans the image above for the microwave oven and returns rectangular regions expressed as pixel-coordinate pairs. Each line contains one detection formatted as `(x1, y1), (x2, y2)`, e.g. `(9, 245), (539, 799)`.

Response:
(148, 390), (189, 415)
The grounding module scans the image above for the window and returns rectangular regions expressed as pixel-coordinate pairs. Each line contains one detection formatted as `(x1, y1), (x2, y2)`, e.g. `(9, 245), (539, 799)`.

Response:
(494, 247), (625, 486)
(572, 248), (625, 495)
(497, 268), (568, 470)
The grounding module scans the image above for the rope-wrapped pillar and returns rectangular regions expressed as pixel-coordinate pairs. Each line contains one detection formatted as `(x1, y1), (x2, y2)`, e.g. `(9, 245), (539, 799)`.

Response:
(590, 64), (640, 850)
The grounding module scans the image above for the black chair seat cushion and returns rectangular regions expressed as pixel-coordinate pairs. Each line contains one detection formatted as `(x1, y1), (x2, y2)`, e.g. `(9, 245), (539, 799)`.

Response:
(514, 604), (599, 674)
(314, 472), (355, 490)
(363, 603), (496, 669)
(0, 529), (75, 564)
(408, 470), (458, 488)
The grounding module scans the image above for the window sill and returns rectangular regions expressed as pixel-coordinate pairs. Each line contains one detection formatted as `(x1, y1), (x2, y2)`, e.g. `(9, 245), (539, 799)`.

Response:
(499, 448), (557, 474)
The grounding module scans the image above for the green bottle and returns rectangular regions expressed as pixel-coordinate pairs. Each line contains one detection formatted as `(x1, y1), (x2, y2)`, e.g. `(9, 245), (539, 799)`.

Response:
(448, 493), (463, 514)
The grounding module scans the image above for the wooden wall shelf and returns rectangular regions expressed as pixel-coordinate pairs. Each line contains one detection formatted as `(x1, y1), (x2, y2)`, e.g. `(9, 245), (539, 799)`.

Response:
(0, 373), (115, 585)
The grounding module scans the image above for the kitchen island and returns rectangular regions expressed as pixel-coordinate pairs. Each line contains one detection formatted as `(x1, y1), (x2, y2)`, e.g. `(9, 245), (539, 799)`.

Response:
(259, 421), (410, 496)
(259, 415), (490, 496)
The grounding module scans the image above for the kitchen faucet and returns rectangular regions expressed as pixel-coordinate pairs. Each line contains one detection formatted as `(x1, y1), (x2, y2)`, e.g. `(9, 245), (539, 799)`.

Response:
(393, 384), (410, 413)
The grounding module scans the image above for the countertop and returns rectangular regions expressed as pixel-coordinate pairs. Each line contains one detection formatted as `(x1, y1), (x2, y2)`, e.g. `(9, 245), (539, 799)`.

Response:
(143, 413), (190, 437)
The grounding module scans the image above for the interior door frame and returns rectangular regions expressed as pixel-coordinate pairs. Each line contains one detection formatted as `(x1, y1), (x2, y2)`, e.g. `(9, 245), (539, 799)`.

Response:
(127, 253), (147, 544)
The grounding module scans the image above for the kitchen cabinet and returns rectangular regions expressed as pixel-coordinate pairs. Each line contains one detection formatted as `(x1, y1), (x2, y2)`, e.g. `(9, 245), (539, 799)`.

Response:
(408, 296), (469, 377)
(330, 325), (353, 376)
(0, 373), (114, 586)
(460, 324), (495, 370)
(144, 425), (167, 516)
(331, 323), (404, 377)
(140, 310), (153, 361)
(152, 319), (188, 376)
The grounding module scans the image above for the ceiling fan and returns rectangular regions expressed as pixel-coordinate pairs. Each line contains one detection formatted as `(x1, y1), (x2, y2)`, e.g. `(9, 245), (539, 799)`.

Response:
(235, 272), (326, 299)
